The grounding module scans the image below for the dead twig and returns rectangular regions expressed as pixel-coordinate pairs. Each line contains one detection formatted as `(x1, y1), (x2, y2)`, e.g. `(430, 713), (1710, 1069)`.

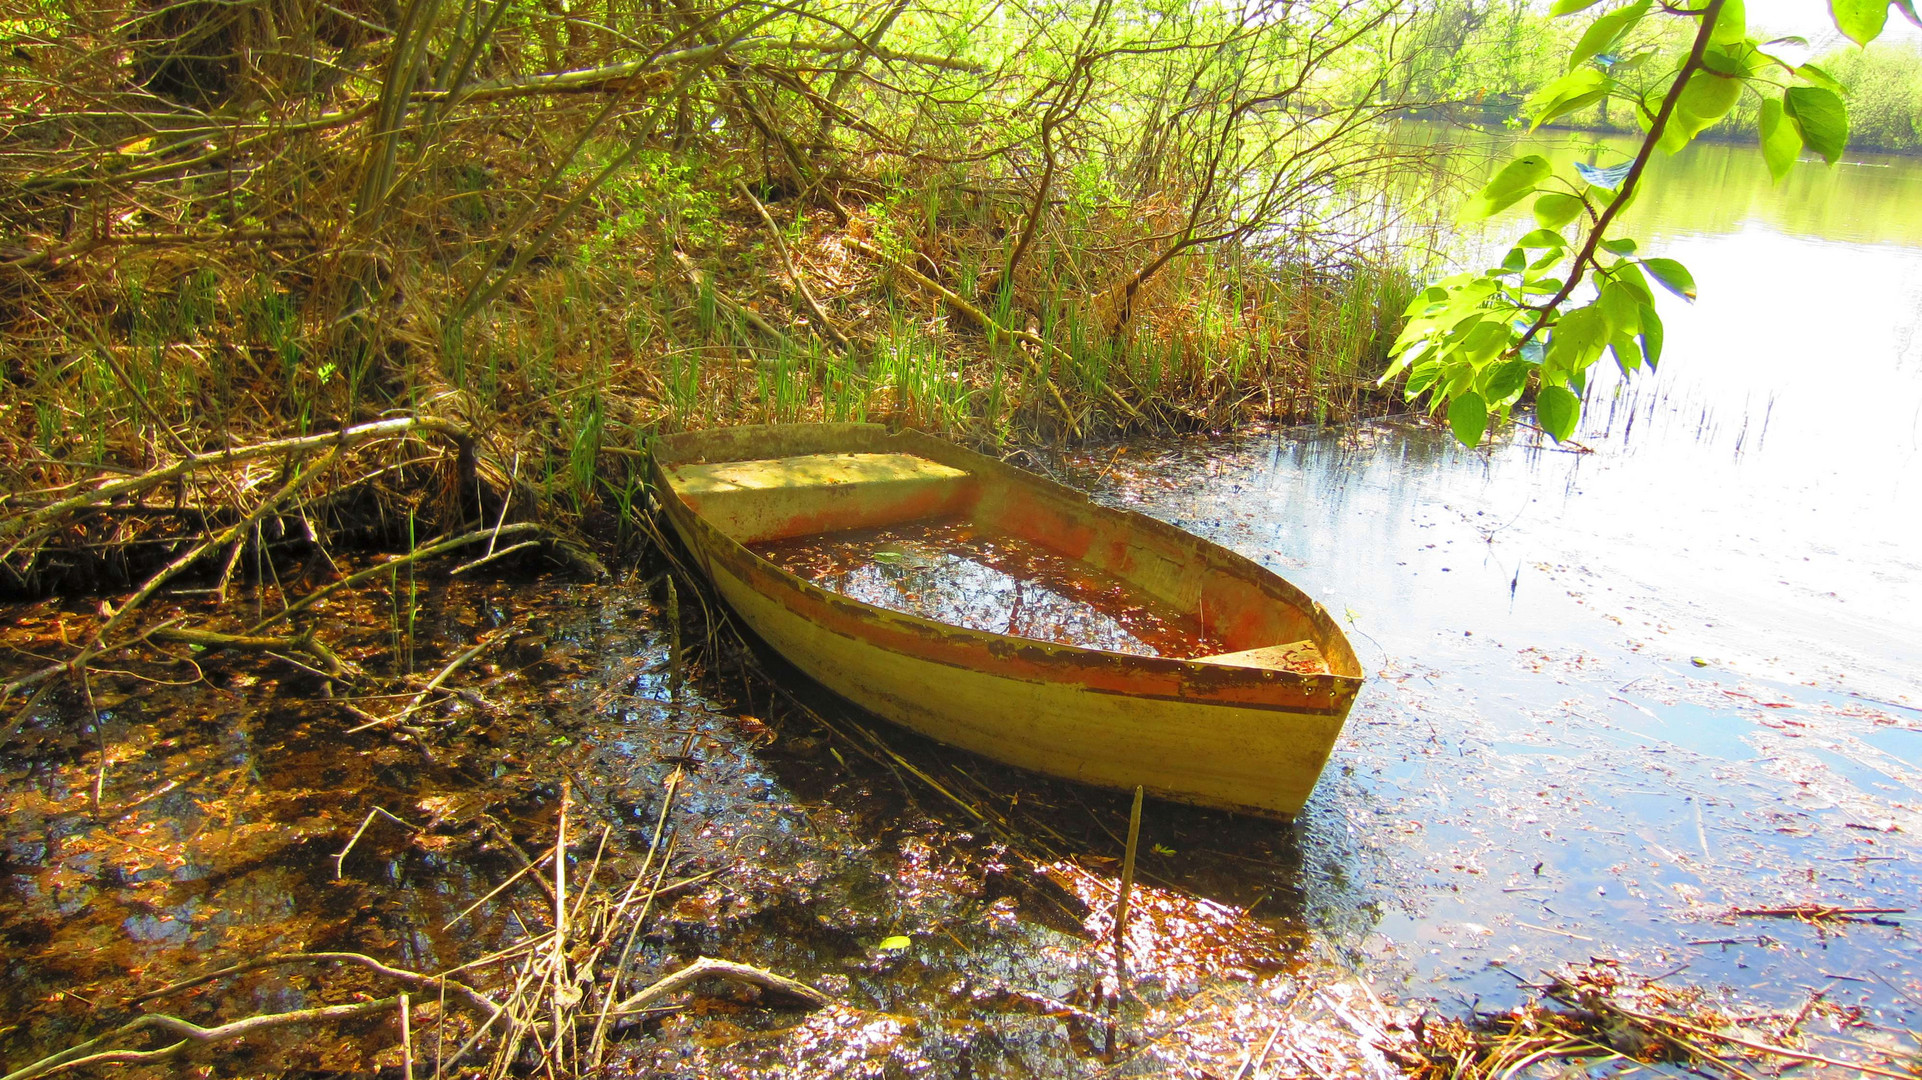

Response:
(1591, 998), (1918, 1080)
(612, 957), (830, 1014)
(335, 807), (416, 878)
(1730, 905), (1905, 921)
(735, 180), (849, 349)
(0, 999), (406, 1080)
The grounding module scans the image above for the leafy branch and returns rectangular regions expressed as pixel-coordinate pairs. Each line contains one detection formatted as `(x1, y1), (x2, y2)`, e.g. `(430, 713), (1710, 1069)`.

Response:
(1386, 0), (1902, 447)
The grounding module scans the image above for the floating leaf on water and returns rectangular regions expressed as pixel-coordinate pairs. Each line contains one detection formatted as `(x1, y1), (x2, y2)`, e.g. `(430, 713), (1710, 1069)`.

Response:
(878, 935), (912, 951)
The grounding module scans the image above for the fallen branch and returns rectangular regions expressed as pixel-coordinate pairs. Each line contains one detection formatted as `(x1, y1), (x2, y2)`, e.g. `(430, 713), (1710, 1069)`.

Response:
(334, 807), (416, 878)
(1593, 998), (1918, 1080)
(0, 416), (475, 548)
(1, 997), (401, 1080)
(2, 443), (347, 697)
(150, 626), (347, 676)
(736, 180), (850, 349)
(124, 951), (501, 1026)
(673, 250), (794, 348)
(344, 633), (499, 733)
(844, 235), (1150, 434)
(613, 956), (831, 1014)
(1731, 905), (1905, 921)
(244, 522), (544, 636)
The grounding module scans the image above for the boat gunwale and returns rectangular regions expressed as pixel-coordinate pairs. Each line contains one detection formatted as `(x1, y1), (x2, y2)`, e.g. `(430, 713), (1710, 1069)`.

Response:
(650, 424), (1362, 698)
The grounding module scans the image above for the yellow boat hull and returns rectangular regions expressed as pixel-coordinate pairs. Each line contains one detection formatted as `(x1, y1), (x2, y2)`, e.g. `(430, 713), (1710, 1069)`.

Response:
(652, 423), (1362, 818)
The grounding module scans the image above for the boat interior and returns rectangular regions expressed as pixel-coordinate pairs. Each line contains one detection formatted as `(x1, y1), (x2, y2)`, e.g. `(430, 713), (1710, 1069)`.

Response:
(660, 434), (1360, 678)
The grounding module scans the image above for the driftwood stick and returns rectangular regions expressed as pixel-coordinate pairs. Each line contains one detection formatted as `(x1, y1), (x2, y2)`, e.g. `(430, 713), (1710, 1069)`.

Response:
(844, 236), (1147, 429)
(673, 250), (794, 348)
(1594, 999), (1916, 1080)
(613, 957), (830, 1014)
(149, 626), (344, 675)
(1, 998), (404, 1080)
(0, 416), (475, 546)
(1105, 784), (1144, 1058)
(334, 807), (415, 878)
(735, 180), (849, 348)
(441, 850), (555, 932)
(346, 633), (499, 733)
(588, 765), (684, 1064)
(1731, 905), (1905, 920)
(124, 952), (501, 1026)
(245, 522), (543, 636)
(449, 539), (540, 576)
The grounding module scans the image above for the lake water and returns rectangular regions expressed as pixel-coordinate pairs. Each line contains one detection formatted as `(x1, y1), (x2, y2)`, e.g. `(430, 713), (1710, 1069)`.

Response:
(1061, 122), (1922, 1031)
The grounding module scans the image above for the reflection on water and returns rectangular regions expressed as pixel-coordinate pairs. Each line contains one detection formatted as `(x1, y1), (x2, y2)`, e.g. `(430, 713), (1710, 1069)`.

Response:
(751, 519), (1228, 658)
(1394, 117), (1922, 247)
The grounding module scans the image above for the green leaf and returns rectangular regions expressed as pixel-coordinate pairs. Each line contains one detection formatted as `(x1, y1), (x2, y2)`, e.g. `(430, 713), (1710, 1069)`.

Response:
(1709, 0), (1746, 44)
(1449, 391), (1490, 447)
(1758, 96), (1803, 180)
(1536, 385), (1582, 442)
(1533, 192), (1586, 229)
(878, 935), (912, 951)
(1551, 0), (1605, 13)
(1484, 358), (1532, 402)
(1599, 281), (1640, 335)
(1611, 261), (1654, 302)
(1518, 228), (1567, 250)
(1526, 69), (1613, 131)
(1784, 86), (1849, 164)
(1526, 249), (1566, 275)
(1794, 62), (1844, 94)
(1639, 304), (1664, 367)
(1610, 331), (1644, 374)
(1459, 317), (1512, 358)
(1402, 285), (1448, 317)
(1459, 154), (1555, 221)
(1702, 42), (1764, 78)
(1661, 70), (1742, 152)
(1829, 0), (1889, 44)
(1642, 257), (1697, 301)
(1599, 237), (1639, 256)
(1545, 305), (1610, 374)
(1897, 0), (1922, 27)
(1570, 0), (1652, 71)
(1405, 361), (1442, 398)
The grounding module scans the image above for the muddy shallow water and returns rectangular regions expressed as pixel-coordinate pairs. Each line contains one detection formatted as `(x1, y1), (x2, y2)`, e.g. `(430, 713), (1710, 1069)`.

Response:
(3, 388), (1916, 1078)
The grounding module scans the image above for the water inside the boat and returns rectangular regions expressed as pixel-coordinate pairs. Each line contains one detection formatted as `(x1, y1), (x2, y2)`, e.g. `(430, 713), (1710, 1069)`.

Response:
(751, 517), (1329, 677)
(751, 518), (1214, 656)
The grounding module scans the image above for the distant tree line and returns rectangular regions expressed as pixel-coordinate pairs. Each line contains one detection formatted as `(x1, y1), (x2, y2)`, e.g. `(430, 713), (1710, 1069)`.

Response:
(1399, 0), (1922, 155)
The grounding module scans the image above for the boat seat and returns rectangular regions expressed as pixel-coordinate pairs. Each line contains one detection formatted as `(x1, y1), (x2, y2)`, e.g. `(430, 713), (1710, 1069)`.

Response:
(667, 452), (977, 543)
(1196, 640), (1329, 676)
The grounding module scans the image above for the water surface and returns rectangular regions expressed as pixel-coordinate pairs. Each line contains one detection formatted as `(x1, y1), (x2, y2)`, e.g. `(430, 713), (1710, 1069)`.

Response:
(1060, 123), (1922, 1023)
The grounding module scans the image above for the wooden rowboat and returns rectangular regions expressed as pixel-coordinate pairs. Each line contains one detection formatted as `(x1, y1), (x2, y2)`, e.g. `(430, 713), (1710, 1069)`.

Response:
(650, 423), (1362, 818)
